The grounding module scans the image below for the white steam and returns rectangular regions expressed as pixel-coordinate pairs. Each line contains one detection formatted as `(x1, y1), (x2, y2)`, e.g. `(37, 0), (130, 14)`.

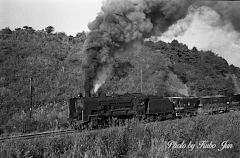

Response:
(158, 6), (240, 67)
(93, 66), (112, 93)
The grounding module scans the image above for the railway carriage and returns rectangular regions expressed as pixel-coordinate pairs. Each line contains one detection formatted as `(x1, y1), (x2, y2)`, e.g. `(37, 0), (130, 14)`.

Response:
(169, 97), (200, 117)
(199, 95), (228, 114)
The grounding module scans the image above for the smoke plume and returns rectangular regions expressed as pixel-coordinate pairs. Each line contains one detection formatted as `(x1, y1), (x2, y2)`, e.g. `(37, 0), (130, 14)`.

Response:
(83, 0), (240, 95)
(157, 2), (240, 67)
(83, 0), (193, 94)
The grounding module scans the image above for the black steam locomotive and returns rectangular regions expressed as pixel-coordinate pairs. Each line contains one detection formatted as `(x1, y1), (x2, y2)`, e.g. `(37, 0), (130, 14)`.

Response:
(69, 93), (240, 130)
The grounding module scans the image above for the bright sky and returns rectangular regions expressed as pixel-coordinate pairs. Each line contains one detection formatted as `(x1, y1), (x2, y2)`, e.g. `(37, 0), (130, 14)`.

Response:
(0, 0), (103, 35)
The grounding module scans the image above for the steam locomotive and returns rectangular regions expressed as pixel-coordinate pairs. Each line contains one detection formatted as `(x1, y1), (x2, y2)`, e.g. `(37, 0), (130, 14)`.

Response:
(69, 92), (240, 130)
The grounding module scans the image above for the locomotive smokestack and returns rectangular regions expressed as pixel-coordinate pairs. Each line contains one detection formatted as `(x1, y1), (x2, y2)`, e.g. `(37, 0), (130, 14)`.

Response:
(84, 88), (91, 97)
(83, 71), (92, 97)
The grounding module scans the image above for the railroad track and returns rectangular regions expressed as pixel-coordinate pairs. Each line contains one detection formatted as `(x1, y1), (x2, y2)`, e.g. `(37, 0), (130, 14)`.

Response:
(1, 110), (239, 143)
(0, 129), (76, 143)
(0, 125), (123, 143)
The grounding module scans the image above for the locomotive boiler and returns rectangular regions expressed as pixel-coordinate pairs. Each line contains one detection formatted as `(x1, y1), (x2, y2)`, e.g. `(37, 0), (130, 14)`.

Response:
(69, 93), (149, 129)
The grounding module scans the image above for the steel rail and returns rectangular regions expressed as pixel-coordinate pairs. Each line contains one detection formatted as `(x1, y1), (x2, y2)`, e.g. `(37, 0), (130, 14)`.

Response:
(0, 129), (76, 143)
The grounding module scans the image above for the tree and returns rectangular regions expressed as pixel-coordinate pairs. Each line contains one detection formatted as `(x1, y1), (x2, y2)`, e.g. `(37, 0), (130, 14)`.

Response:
(23, 26), (35, 33)
(56, 32), (67, 40)
(0, 27), (12, 35)
(45, 26), (54, 34)
(15, 28), (22, 31)
(76, 31), (86, 42)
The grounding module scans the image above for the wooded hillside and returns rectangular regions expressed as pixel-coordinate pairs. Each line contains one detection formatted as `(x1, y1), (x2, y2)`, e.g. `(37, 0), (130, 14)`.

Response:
(0, 26), (239, 132)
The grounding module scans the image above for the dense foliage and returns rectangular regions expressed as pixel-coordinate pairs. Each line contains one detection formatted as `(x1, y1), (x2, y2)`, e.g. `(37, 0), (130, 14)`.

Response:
(145, 40), (236, 96)
(0, 26), (239, 133)
(0, 27), (86, 130)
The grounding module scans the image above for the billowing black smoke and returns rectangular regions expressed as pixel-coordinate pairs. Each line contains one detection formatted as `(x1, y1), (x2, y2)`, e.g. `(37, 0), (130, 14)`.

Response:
(83, 0), (240, 95)
(83, 0), (194, 95)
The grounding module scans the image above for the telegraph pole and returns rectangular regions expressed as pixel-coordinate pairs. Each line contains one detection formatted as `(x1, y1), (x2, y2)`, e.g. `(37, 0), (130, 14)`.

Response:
(29, 76), (33, 118)
(140, 68), (143, 93)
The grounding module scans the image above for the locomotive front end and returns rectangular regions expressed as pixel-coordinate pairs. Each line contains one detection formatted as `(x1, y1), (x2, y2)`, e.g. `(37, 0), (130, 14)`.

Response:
(69, 96), (84, 129)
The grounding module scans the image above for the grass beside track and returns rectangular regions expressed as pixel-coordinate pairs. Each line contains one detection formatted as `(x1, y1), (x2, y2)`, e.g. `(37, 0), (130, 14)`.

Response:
(0, 112), (240, 158)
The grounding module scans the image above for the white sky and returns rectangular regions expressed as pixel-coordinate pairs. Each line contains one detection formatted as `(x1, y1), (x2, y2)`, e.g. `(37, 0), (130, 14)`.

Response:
(0, 0), (103, 35)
